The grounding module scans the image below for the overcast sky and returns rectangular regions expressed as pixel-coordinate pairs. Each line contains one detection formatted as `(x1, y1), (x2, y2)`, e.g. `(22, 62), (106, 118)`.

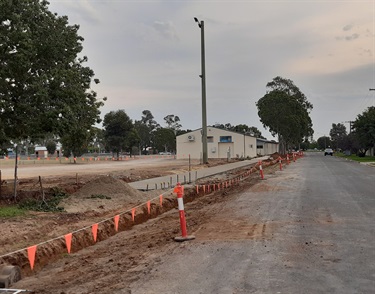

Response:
(48, 0), (374, 141)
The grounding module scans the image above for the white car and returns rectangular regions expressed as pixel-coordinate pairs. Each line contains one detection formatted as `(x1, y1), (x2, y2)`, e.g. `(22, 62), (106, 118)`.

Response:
(324, 148), (334, 156)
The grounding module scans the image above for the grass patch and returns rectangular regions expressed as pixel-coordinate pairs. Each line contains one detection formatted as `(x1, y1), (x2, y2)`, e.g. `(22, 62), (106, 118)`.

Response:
(88, 194), (111, 200)
(0, 206), (26, 217)
(335, 153), (375, 162)
(18, 187), (68, 212)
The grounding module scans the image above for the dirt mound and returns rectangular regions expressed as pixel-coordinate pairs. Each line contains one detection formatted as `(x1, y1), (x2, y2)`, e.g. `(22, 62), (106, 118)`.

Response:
(60, 175), (150, 213)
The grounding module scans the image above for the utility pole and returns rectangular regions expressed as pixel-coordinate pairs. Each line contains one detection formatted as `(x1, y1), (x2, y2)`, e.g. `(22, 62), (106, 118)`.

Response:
(344, 121), (354, 134)
(194, 17), (208, 164)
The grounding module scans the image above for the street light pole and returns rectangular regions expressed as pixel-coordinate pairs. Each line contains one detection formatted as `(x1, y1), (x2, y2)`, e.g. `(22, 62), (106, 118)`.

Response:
(194, 17), (208, 164)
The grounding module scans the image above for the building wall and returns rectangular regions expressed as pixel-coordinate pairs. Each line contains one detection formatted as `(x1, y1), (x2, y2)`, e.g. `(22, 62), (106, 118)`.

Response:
(177, 127), (257, 160)
(256, 139), (279, 155)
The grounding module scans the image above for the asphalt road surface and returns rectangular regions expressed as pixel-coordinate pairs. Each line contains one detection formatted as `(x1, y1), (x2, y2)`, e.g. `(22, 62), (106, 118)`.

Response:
(129, 152), (375, 293)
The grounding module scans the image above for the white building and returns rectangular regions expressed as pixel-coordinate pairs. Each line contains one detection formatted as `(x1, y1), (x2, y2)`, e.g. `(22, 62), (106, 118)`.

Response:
(176, 127), (278, 160)
(256, 138), (279, 156)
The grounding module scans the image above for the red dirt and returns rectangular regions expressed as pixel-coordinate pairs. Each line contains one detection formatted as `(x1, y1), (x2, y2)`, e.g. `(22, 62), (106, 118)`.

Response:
(0, 157), (281, 292)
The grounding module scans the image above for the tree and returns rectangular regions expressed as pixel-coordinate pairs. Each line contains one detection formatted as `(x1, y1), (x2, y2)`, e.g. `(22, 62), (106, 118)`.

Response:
(232, 124), (265, 139)
(153, 128), (176, 153)
(141, 110), (159, 131)
(0, 0), (105, 146)
(60, 127), (92, 159)
(134, 120), (151, 154)
(134, 110), (160, 154)
(352, 106), (375, 156)
(164, 114), (182, 132)
(256, 77), (313, 153)
(317, 136), (332, 150)
(46, 140), (56, 155)
(103, 110), (135, 159)
(329, 123), (347, 150)
(213, 123), (265, 138)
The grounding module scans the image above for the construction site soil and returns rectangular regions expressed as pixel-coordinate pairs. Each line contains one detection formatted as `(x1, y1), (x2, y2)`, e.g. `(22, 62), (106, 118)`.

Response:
(0, 155), (281, 293)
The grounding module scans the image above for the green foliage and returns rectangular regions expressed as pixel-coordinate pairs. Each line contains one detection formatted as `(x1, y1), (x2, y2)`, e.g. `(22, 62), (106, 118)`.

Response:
(317, 136), (332, 150)
(0, 206), (26, 217)
(352, 106), (375, 155)
(329, 123), (347, 150)
(46, 140), (56, 154)
(0, 0), (105, 146)
(164, 114), (182, 131)
(213, 123), (265, 138)
(18, 187), (68, 212)
(61, 127), (92, 158)
(256, 77), (313, 153)
(88, 194), (111, 199)
(103, 110), (137, 158)
(134, 110), (160, 154)
(335, 152), (375, 162)
(154, 128), (176, 153)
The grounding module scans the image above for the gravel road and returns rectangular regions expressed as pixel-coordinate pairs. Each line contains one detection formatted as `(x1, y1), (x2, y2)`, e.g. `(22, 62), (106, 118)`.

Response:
(129, 152), (375, 293)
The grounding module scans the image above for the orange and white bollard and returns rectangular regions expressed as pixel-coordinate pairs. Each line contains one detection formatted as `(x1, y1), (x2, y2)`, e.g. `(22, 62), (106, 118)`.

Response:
(173, 183), (195, 242)
(287, 154), (290, 165)
(259, 160), (264, 180)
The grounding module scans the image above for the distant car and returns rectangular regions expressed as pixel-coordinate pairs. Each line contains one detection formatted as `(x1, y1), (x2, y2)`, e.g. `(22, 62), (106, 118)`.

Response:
(159, 152), (172, 155)
(324, 148), (334, 156)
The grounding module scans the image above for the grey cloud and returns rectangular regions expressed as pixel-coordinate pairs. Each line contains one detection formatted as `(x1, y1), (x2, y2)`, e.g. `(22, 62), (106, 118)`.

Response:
(336, 33), (360, 41)
(343, 24), (353, 31)
(152, 21), (179, 41)
(345, 33), (359, 41)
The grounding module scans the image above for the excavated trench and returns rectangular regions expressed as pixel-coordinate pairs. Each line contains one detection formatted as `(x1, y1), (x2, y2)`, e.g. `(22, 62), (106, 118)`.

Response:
(0, 157), (284, 286)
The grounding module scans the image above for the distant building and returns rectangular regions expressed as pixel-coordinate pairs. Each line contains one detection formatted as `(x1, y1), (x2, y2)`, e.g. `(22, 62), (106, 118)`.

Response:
(256, 138), (279, 155)
(35, 146), (48, 158)
(176, 127), (279, 160)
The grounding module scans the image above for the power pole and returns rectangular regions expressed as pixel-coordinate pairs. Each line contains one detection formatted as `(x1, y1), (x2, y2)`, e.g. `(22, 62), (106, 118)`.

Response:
(344, 121), (354, 133)
(194, 18), (208, 164)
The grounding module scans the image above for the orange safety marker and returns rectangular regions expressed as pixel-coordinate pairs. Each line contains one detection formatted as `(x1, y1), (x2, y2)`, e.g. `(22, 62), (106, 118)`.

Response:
(131, 208), (136, 221)
(147, 201), (151, 214)
(259, 160), (264, 180)
(37, 157), (40, 160)
(287, 154), (290, 165)
(114, 215), (120, 232)
(81, 157), (85, 161)
(65, 233), (72, 253)
(27, 245), (37, 270)
(159, 195), (163, 207)
(203, 185), (206, 194)
(92, 223), (98, 242)
(173, 183), (195, 242)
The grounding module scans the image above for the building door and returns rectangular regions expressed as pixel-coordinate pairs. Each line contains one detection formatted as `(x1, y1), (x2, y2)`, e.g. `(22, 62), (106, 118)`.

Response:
(218, 143), (234, 159)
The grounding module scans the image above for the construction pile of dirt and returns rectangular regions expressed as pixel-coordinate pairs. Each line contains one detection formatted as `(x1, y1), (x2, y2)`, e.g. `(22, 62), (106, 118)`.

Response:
(60, 175), (150, 213)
